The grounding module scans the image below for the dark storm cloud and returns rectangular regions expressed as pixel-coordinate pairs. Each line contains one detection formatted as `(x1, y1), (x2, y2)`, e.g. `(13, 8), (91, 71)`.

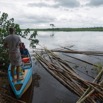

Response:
(27, 0), (80, 8)
(86, 0), (103, 6)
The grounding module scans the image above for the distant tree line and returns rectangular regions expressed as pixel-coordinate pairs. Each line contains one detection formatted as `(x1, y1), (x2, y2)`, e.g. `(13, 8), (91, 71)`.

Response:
(22, 27), (103, 32)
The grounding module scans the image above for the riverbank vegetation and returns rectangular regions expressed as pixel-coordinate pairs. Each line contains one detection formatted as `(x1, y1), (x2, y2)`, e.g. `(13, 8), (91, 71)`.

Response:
(0, 12), (39, 69)
(22, 27), (103, 32)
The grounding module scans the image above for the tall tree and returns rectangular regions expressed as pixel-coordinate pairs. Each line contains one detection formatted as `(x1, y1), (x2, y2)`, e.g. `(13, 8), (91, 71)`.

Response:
(50, 24), (55, 36)
(50, 24), (55, 30)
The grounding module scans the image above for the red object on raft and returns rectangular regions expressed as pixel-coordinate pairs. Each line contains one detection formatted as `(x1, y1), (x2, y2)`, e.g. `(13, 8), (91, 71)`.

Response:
(22, 57), (30, 63)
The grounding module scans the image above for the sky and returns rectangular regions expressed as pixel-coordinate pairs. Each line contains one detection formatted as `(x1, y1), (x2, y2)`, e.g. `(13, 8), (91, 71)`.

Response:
(1, 0), (103, 28)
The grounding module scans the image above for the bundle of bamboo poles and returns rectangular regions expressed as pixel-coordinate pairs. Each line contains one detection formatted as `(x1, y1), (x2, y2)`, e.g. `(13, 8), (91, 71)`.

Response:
(33, 47), (103, 103)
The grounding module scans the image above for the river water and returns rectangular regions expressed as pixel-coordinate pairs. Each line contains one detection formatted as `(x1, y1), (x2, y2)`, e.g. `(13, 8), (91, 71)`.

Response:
(36, 31), (103, 51)
(22, 31), (103, 103)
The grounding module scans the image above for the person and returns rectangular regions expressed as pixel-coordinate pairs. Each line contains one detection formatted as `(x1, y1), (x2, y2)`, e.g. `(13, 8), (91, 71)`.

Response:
(4, 27), (23, 81)
(20, 43), (29, 58)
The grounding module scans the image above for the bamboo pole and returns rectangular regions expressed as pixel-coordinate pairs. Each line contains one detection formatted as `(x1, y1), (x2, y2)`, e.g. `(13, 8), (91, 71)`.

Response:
(76, 67), (103, 103)
(52, 50), (103, 55)
(44, 48), (76, 72)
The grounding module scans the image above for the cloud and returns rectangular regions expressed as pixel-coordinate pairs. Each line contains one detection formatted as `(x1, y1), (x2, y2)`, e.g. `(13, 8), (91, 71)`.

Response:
(86, 0), (103, 6)
(28, 2), (50, 8)
(55, 0), (80, 8)
(27, 0), (80, 8)
(1, 0), (103, 28)
(19, 15), (55, 24)
(15, 14), (56, 28)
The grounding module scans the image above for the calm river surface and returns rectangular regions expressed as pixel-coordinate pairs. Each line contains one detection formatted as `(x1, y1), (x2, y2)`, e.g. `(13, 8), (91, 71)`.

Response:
(22, 31), (103, 103)
(36, 31), (103, 51)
